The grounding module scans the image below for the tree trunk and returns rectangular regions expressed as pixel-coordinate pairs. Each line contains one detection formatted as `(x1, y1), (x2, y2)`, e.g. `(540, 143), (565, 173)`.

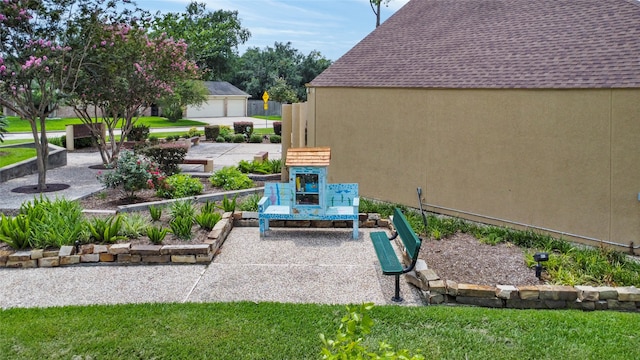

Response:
(376, 2), (381, 27)
(30, 117), (49, 191)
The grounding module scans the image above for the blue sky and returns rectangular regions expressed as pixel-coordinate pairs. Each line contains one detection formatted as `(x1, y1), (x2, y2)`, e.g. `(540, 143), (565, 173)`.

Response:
(134, 0), (410, 60)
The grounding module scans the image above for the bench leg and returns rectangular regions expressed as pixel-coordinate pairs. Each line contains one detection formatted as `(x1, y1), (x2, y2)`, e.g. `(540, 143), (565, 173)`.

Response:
(352, 219), (359, 239)
(259, 218), (269, 236)
(391, 274), (403, 302)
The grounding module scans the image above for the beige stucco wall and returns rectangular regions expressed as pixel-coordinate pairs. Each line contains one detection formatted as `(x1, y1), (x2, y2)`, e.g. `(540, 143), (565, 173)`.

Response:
(306, 87), (640, 250)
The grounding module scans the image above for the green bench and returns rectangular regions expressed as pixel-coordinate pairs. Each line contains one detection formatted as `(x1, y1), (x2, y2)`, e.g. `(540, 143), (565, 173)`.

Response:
(370, 208), (422, 302)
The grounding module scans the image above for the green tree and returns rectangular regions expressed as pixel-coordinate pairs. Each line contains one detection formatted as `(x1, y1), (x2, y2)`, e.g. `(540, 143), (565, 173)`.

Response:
(157, 79), (208, 122)
(267, 77), (298, 104)
(67, 23), (199, 165)
(0, 0), (125, 190)
(370, 0), (392, 28)
(231, 42), (331, 101)
(152, 1), (250, 81)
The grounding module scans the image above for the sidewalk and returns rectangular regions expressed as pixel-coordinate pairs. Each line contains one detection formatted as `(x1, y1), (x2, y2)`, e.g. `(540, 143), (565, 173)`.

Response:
(0, 137), (424, 308)
(0, 227), (423, 308)
(0, 142), (281, 210)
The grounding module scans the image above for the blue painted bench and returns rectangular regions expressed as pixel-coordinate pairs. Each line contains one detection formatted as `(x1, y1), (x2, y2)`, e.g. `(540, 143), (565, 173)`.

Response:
(370, 208), (422, 302)
(258, 182), (360, 239)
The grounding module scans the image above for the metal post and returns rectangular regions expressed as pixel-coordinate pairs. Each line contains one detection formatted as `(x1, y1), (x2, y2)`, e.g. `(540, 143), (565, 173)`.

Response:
(392, 274), (403, 302)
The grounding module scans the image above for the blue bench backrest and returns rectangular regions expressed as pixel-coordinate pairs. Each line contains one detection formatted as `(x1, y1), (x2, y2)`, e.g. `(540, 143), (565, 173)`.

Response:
(264, 182), (294, 206)
(263, 182), (358, 207)
(326, 183), (358, 207)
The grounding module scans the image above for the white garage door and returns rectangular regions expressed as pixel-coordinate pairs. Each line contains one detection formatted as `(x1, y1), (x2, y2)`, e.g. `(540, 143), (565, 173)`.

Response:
(227, 99), (246, 117)
(187, 99), (224, 118)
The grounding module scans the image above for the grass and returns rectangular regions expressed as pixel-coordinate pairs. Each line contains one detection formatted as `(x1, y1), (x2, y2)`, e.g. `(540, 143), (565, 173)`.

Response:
(3, 116), (207, 133)
(0, 302), (637, 359)
(252, 115), (281, 121)
(0, 147), (37, 168)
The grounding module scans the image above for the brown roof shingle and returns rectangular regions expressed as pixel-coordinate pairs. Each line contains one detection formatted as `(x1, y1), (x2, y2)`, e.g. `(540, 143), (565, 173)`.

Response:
(310, 0), (640, 89)
(285, 147), (331, 167)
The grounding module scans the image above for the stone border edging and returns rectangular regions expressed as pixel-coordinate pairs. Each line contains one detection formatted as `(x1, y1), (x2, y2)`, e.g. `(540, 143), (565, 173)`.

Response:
(399, 242), (640, 312)
(0, 212), (388, 268)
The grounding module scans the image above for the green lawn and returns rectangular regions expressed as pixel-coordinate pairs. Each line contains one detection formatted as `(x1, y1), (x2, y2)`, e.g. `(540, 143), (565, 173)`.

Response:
(0, 147), (36, 168)
(0, 302), (637, 359)
(252, 115), (281, 121)
(4, 116), (207, 133)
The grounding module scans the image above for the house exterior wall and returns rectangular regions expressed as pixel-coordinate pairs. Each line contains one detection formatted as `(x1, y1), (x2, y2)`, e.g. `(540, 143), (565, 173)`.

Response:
(306, 87), (640, 250)
(186, 95), (248, 118)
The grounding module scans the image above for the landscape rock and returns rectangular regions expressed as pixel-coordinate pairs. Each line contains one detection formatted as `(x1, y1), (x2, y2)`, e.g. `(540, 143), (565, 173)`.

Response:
(617, 286), (640, 302)
(496, 285), (518, 300)
(458, 283), (496, 298)
(575, 285), (599, 301)
(38, 257), (60, 267)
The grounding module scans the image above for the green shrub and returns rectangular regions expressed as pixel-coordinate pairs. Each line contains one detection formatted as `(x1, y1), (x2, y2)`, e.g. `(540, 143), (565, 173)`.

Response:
(219, 194), (238, 212)
(57, 135), (95, 149)
(149, 205), (163, 221)
(146, 225), (169, 245)
(156, 173), (204, 199)
(98, 150), (164, 199)
(120, 213), (149, 239)
(273, 121), (282, 135)
(200, 200), (217, 214)
(23, 197), (86, 249)
(233, 121), (254, 137)
(169, 200), (196, 222)
(320, 303), (424, 360)
(49, 136), (64, 147)
(232, 133), (246, 143)
(204, 125), (220, 140)
(239, 193), (261, 212)
(215, 135), (225, 143)
(127, 124), (150, 141)
(148, 135), (159, 145)
(88, 216), (127, 244)
(223, 134), (233, 142)
(210, 166), (253, 190)
(187, 127), (200, 138)
(249, 134), (263, 143)
(267, 159), (282, 173)
(139, 143), (188, 176)
(219, 125), (233, 137)
(0, 214), (31, 249)
(269, 135), (281, 143)
(237, 159), (271, 174)
(170, 216), (193, 240)
(194, 212), (222, 231)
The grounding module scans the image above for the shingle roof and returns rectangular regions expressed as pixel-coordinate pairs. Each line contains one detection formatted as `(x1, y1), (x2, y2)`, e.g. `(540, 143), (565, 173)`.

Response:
(203, 81), (250, 96)
(310, 0), (640, 89)
(285, 147), (331, 167)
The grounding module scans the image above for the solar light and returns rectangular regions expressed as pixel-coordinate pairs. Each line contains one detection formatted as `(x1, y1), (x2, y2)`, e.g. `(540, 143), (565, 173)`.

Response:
(534, 252), (549, 279)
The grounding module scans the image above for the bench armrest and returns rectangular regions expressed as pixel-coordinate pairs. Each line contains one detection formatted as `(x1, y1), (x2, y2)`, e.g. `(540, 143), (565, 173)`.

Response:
(258, 196), (271, 213)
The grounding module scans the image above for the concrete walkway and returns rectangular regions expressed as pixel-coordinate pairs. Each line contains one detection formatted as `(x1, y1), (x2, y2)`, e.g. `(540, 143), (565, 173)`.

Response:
(0, 142), (281, 210)
(0, 227), (423, 308)
(0, 139), (424, 309)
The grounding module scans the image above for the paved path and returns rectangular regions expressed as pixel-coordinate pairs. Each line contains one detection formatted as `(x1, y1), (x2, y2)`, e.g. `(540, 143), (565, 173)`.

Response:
(0, 139), (424, 308)
(0, 228), (423, 308)
(0, 142), (281, 210)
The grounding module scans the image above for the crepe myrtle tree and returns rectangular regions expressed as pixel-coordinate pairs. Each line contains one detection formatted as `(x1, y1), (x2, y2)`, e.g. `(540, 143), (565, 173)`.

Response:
(67, 24), (199, 165)
(0, 0), (94, 189)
